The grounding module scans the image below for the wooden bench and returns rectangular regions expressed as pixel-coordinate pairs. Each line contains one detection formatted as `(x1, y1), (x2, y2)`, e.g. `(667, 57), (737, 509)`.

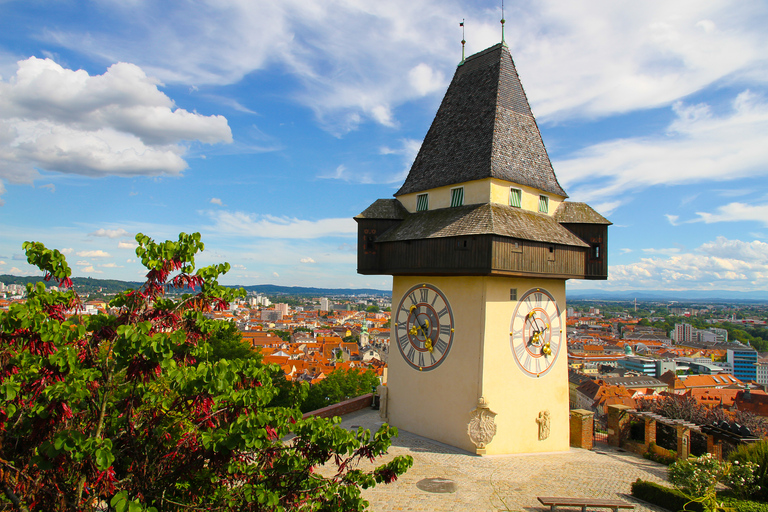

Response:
(537, 496), (635, 512)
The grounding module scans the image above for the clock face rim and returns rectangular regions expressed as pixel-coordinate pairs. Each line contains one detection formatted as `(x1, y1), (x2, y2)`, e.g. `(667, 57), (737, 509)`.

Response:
(509, 287), (563, 378)
(393, 283), (455, 372)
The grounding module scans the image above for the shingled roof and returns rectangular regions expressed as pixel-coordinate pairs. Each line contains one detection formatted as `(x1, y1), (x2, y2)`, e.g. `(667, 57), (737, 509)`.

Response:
(375, 203), (589, 247)
(395, 43), (567, 198)
(554, 202), (612, 225)
(354, 199), (409, 220)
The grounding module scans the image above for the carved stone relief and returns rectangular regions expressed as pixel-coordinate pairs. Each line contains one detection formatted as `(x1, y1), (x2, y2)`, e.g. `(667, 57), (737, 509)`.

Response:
(537, 410), (551, 441)
(467, 397), (497, 455)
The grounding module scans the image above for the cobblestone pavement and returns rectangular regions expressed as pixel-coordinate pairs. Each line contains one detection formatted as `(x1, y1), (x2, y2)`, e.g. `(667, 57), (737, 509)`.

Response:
(333, 409), (670, 512)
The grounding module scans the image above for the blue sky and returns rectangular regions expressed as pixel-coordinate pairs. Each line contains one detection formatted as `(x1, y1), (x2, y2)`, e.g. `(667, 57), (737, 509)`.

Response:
(1, 1), (767, 293)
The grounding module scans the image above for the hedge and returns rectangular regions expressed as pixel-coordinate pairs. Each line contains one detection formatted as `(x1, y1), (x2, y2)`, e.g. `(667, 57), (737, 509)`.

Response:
(631, 479), (768, 512)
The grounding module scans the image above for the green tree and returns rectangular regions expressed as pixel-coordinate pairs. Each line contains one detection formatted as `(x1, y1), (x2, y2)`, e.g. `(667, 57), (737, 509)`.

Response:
(365, 305), (379, 313)
(0, 234), (411, 511)
(208, 322), (260, 361)
(302, 369), (380, 414)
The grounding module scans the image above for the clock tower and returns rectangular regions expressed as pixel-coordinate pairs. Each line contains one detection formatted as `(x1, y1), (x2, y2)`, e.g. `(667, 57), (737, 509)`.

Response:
(356, 42), (610, 455)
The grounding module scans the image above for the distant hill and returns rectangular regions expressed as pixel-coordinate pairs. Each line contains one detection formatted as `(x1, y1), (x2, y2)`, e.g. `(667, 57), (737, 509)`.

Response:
(0, 275), (390, 298)
(0, 274), (143, 294)
(241, 284), (390, 297)
(567, 288), (768, 303)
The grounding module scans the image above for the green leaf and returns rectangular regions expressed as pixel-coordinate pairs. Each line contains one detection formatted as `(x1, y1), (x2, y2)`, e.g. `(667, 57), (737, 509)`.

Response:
(95, 447), (114, 470)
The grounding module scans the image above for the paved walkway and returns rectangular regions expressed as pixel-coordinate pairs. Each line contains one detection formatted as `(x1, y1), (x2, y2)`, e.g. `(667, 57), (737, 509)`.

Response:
(332, 408), (669, 512)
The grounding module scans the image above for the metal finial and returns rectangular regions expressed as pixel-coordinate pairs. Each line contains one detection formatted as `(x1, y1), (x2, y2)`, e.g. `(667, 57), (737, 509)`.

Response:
(460, 19), (466, 65)
(501, 0), (506, 44)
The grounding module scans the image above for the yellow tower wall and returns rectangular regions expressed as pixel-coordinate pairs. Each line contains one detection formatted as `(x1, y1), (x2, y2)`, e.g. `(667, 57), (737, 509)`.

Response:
(387, 275), (569, 455)
(479, 277), (569, 454)
(388, 275), (485, 452)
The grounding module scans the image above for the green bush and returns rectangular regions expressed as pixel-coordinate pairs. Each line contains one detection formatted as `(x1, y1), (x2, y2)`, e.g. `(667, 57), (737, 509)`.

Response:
(643, 443), (678, 465)
(631, 479), (768, 512)
(729, 441), (768, 501)
(631, 479), (703, 512)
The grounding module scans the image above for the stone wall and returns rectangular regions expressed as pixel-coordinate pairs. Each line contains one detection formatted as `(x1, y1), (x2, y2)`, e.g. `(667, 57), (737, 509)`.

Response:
(303, 393), (374, 420)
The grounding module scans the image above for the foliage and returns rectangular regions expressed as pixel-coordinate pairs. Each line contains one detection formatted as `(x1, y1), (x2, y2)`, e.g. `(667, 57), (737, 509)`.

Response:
(302, 369), (381, 414)
(208, 322), (261, 361)
(632, 479), (704, 512)
(632, 479), (768, 512)
(728, 441), (768, 501)
(636, 394), (768, 437)
(668, 454), (759, 511)
(365, 305), (379, 314)
(267, 330), (291, 342)
(0, 234), (411, 511)
(643, 443), (677, 466)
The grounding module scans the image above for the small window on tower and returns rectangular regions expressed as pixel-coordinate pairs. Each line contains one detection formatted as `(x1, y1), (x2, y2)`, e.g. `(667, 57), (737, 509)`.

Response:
(539, 195), (549, 213)
(450, 187), (464, 207)
(416, 193), (429, 212)
(509, 188), (522, 208)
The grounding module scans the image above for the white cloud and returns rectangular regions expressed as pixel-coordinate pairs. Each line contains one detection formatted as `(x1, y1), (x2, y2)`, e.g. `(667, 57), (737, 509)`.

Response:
(641, 247), (681, 255)
(557, 91), (768, 203)
(100, 262), (123, 268)
(693, 202), (768, 227)
(60, 248), (74, 254)
(75, 260), (91, 266)
(38, 183), (55, 192)
(0, 57), (232, 188)
(380, 138), (422, 183)
(79, 265), (103, 274)
(408, 63), (446, 96)
(41, 1), (767, 130)
(76, 250), (111, 258)
(118, 240), (138, 249)
(0, 260), (6, 265)
(607, 237), (768, 291)
(272, 272), (279, 278)
(300, 257), (315, 263)
(205, 211), (356, 239)
(89, 228), (131, 238)
(210, 197), (223, 206)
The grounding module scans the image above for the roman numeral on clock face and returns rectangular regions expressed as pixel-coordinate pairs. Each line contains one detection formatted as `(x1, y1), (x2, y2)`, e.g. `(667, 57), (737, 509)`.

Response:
(396, 283), (454, 372)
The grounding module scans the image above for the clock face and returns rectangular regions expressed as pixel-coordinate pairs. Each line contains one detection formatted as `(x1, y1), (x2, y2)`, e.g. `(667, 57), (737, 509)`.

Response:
(393, 283), (455, 371)
(509, 288), (563, 378)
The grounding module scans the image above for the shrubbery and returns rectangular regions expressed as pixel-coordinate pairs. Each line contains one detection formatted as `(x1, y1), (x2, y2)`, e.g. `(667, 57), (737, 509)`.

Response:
(728, 441), (768, 502)
(0, 234), (412, 511)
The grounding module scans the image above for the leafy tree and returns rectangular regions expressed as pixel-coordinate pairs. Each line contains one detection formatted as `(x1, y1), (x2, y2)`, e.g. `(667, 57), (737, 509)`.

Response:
(208, 322), (260, 361)
(302, 369), (380, 414)
(365, 305), (379, 314)
(267, 329), (290, 342)
(0, 234), (411, 511)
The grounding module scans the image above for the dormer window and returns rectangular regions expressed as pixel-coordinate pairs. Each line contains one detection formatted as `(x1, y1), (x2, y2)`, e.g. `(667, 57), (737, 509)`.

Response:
(450, 187), (464, 207)
(538, 195), (549, 214)
(416, 193), (429, 212)
(509, 188), (522, 208)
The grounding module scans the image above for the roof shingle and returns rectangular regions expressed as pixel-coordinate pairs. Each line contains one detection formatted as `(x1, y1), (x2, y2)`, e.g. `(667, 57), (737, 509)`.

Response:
(395, 43), (567, 198)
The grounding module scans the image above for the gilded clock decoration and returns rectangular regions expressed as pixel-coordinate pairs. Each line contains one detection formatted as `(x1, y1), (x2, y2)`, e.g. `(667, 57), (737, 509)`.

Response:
(509, 288), (562, 377)
(394, 283), (454, 371)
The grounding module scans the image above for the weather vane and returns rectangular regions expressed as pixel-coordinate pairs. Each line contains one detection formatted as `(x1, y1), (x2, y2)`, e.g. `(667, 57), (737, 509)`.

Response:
(501, 0), (506, 44)
(460, 19), (466, 64)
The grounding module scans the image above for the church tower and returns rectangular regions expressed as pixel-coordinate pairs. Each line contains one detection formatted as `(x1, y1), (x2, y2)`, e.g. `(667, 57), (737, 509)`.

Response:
(356, 42), (610, 455)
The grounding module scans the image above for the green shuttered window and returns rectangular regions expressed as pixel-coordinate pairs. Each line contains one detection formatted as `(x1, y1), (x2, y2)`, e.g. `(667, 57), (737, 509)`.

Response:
(450, 187), (464, 207)
(416, 193), (428, 211)
(509, 188), (522, 208)
(539, 195), (549, 213)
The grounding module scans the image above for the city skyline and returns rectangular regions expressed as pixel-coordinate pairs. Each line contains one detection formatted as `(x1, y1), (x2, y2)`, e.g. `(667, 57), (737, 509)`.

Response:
(1, 1), (767, 292)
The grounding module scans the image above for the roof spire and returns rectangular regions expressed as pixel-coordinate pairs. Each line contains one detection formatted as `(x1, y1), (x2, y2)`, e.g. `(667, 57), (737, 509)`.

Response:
(460, 19), (466, 65)
(500, 0), (506, 45)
